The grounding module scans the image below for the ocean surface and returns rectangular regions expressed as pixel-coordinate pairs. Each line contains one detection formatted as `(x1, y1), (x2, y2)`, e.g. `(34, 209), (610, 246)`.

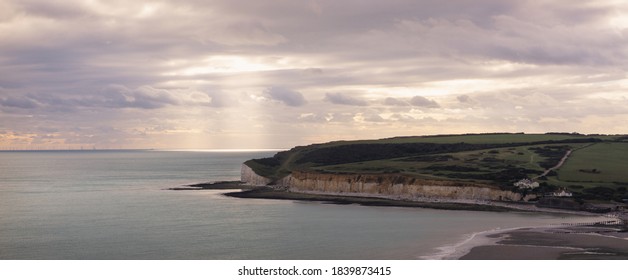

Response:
(0, 150), (589, 259)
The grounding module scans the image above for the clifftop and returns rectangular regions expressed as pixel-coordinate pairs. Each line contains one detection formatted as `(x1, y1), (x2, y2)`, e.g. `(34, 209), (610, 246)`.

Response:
(244, 133), (628, 204)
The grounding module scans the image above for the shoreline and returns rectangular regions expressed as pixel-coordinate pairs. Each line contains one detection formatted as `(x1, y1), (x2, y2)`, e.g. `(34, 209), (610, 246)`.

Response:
(169, 181), (613, 215)
(229, 186), (516, 212)
(422, 227), (522, 260)
(458, 224), (628, 260)
(171, 181), (628, 260)
(169, 181), (513, 211)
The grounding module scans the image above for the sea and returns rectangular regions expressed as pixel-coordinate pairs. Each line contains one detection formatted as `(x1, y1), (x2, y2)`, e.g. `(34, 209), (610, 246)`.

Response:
(0, 150), (591, 260)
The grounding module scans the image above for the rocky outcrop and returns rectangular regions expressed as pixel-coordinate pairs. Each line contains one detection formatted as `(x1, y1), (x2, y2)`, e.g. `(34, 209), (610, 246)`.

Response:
(241, 164), (273, 186)
(241, 166), (534, 202)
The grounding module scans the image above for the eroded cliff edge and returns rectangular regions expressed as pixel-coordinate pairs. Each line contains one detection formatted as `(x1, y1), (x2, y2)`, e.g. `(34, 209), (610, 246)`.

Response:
(241, 164), (273, 186)
(241, 164), (535, 202)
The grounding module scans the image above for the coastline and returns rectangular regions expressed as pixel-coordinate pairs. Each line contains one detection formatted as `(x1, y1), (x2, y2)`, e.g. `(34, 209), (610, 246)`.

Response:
(224, 187), (517, 212)
(423, 227), (521, 260)
(458, 224), (628, 260)
(171, 181), (628, 260)
(169, 181), (514, 211)
(170, 181), (607, 215)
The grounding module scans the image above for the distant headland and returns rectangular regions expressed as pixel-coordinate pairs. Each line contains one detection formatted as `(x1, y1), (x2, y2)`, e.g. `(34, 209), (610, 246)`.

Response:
(237, 132), (628, 214)
(170, 132), (628, 259)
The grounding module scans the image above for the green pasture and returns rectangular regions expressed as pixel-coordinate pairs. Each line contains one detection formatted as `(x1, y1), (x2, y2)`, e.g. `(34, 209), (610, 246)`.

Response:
(557, 142), (628, 184)
(323, 133), (618, 146)
(313, 143), (590, 186)
(248, 133), (626, 189)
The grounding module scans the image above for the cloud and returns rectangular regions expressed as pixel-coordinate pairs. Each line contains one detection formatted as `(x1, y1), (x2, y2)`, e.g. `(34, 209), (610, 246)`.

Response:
(326, 113), (355, 123)
(0, 96), (40, 109)
(390, 6), (626, 66)
(383, 97), (410, 106)
(409, 96), (440, 108)
(388, 113), (416, 122)
(383, 96), (439, 108)
(363, 113), (386, 122)
(214, 21), (287, 46)
(298, 113), (329, 123)
(1, 0), (628, 149)
(43, 85), (180, 110)
(98, 85), (179, 109)
(0, 85), (198, 113)
(264, 86), (308, 107)
(457, 95), (472, 103)
(324, 93), (368, 106)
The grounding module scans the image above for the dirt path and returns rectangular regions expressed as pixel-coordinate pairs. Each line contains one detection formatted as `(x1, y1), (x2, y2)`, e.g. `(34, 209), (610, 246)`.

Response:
(533, 149), (572, 179)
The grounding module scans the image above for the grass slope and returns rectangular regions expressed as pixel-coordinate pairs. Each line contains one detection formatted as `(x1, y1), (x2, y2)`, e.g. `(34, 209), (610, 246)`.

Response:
(558, 142), (628, 183)
(244, 133), (628, 203)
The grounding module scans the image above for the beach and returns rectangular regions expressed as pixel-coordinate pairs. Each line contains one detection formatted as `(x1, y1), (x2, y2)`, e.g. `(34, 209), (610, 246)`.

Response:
(458, 224), (628, 260)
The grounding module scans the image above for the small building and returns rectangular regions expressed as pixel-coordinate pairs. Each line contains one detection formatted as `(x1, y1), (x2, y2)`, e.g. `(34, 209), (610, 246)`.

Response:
(552, 188), (573, 197)
(514, 179), (540, 189)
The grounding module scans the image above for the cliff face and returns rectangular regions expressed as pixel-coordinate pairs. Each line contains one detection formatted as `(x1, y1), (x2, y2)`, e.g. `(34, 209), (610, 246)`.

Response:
(241, 167), (534, 202)
(241, 164), (273, 186)
(277, 171), (533, 202)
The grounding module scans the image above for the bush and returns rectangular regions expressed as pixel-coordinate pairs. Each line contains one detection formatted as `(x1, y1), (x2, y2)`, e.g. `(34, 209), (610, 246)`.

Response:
(528, 145), (571, 169)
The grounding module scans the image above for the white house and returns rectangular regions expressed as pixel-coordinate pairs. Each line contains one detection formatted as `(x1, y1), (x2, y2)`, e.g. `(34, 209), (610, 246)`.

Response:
(514, 179), (540, 189)
(552, 188), (573, 197)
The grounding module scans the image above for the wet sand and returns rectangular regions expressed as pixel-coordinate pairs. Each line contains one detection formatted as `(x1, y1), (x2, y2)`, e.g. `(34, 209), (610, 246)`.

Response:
(460, 226), (628, 260)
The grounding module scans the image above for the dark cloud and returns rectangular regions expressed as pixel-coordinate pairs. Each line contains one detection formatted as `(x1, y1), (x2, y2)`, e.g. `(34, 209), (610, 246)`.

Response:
(106, 85), (180, 109)
(265, 86), (307, 107)
(0, 96), (40, 109)
(13, 0), (88, 19)
(409, 96), (439, 108)
(324, 93), (368, 106)
(0, 85), (181, 112)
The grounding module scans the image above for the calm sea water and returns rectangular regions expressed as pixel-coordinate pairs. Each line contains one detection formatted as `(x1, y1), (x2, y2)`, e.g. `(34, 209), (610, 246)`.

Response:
(0, 150), (584, 259)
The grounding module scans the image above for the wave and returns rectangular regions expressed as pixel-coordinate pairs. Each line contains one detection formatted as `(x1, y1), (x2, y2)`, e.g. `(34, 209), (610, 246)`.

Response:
(419, 227), (523, 260)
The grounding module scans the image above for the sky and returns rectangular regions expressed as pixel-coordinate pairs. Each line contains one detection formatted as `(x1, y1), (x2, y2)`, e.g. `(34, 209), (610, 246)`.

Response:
(1, 0), (627, 149)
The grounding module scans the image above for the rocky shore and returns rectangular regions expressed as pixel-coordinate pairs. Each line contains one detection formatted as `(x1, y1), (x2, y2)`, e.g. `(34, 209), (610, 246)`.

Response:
(170, 181), (515, 211)
(226, 186), (515, 212)
(169, 180), (614, 215)
(167, 181), (254, 190)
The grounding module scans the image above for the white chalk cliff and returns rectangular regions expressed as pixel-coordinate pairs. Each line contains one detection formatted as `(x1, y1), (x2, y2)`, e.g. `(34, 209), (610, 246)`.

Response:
(241, 164), (535, 202)
(240, 164), (273, 186)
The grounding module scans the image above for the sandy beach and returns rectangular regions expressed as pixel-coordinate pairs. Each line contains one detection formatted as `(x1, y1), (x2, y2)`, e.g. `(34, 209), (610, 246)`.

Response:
(459, 225), (628, 260)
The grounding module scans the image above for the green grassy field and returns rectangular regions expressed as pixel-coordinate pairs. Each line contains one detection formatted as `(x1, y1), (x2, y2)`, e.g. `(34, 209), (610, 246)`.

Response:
(313, 133), (619, 146)
(245, 133), (628, 203)
(314, 143), (590, 183)
(558, 142), (628, 184)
